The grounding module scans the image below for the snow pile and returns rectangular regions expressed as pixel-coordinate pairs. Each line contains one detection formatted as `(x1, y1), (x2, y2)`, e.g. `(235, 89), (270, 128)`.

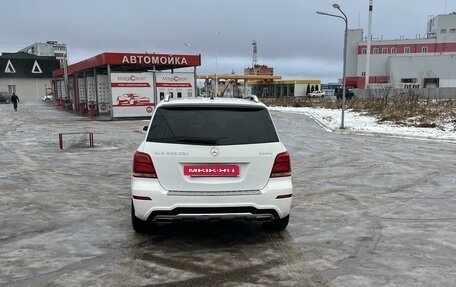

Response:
(269, 106), (456, 141)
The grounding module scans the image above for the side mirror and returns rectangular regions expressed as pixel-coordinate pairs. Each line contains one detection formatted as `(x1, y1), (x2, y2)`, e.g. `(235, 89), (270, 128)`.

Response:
(142, 126), (148, 133)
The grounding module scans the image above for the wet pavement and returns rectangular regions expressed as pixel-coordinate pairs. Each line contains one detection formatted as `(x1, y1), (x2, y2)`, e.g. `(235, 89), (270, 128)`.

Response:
(1, 101), (455, 287)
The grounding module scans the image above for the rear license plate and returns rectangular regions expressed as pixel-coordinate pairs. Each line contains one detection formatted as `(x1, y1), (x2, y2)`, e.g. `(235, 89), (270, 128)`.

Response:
(184, 165), (240, 177)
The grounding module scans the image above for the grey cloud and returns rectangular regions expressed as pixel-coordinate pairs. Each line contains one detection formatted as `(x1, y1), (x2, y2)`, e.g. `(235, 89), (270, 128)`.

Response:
(1, 0), (452, 83)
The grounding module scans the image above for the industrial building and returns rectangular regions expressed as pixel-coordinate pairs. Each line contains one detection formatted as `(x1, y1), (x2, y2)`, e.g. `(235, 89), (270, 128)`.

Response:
(19, 41), (68, 68)
(244, 64), (274, 76)
(0, 52), (60, 101)
(347, 13), (456, 89)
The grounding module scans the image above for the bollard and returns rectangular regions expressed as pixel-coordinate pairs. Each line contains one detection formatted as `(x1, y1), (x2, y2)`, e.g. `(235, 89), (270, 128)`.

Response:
(79, 103), (86, 115)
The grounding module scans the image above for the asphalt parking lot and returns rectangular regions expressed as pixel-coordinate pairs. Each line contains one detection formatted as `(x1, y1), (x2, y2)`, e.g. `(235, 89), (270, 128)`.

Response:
(1, 101), (455, 287)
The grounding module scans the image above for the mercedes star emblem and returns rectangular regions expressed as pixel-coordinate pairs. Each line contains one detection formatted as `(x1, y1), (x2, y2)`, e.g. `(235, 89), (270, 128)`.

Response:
(210, 147), (220, 156)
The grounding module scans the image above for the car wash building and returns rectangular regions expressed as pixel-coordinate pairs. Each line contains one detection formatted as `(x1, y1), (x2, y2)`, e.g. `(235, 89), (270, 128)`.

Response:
(52, 52), (201, 119)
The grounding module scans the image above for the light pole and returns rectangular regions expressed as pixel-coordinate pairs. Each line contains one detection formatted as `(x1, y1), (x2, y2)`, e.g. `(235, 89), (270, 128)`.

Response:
(215, 31), (221, 97)
(183, 42), (199, 98)
(317, 3), (348, 129)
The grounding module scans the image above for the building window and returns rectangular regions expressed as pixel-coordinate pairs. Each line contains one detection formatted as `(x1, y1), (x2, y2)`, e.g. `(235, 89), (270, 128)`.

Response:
(401, 78), (419, 89)
(373, 48), (379, 54)
(391, 47), (397, 54)
(361, 72), (366, 76)
(382, 48), (388, 54)
(424, 78), (439, 88)
(441, 29), (447, 33)
(422, 46), (428, 53)
(451, 28), (456, 33)
(53, 45), (66, 51)
(362, 47), (367, 54)
(404, 47), (411, 53)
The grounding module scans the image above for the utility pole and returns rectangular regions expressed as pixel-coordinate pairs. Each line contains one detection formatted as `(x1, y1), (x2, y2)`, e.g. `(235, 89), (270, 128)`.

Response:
(317, 4), (348, 129)
(365, 0), (373, 89)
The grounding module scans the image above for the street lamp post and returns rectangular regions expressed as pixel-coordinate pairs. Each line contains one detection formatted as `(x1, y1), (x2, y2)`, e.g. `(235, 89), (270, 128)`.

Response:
(317, 3), (348, 129)
(215, 31), (221, 97)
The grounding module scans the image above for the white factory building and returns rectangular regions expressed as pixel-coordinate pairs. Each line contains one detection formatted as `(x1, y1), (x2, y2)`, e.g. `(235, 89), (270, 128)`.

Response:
(346, 13), (456, 89)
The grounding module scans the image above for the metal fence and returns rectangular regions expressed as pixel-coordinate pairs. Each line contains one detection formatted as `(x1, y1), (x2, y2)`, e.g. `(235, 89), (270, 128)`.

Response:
(354, 88), (456, 100)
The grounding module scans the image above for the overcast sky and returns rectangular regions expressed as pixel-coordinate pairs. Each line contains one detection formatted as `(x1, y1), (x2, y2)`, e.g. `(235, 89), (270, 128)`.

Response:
(1, 0), (453, 83)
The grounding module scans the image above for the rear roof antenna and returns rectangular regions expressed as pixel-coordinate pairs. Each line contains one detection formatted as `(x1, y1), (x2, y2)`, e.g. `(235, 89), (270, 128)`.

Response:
(244, 94), (259, 103)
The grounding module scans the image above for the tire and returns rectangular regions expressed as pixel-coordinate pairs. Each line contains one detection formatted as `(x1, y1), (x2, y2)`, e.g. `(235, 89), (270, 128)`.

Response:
(131, 202), (151, 233)
(263, 215), (290, 231)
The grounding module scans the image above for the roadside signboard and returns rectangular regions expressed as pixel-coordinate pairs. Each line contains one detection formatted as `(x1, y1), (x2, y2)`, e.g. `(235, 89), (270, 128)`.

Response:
(111, 72), (154, 118)
(155, 72), (195, 101)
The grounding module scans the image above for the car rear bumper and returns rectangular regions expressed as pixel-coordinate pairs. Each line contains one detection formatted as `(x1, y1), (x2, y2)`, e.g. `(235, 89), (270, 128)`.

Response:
(131, 177), (293, 222)
(146, 207), (278, 223)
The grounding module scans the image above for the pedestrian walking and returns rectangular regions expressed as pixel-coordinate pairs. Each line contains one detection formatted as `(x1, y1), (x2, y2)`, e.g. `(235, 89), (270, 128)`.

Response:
(11, 92), (19, 111)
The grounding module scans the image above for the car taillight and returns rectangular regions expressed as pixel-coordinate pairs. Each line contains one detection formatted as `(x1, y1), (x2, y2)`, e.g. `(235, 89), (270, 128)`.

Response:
(133, 151), (157, 178)
(270, 151), (291, 178)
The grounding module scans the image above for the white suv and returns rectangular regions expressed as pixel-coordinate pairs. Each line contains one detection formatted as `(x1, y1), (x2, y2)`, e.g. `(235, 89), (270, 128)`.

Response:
(131, 96), (293, 232)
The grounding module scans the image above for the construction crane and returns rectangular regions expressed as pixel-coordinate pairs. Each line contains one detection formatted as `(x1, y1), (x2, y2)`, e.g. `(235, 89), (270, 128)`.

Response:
(252, 40), (258, 68)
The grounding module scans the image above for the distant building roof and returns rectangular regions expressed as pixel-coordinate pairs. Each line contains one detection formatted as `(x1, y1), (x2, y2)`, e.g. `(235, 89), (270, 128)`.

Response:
(0, 52), (60, 78)
(53, 52), (201, 77)
(1, 51), (56, 60)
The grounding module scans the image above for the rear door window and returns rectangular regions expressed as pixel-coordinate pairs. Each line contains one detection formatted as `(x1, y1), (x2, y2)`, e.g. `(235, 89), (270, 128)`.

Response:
(147, 107), (279, 145)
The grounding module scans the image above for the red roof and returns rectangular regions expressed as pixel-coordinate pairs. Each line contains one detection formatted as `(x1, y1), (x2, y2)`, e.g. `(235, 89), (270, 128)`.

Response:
(53, 52), (201, 77)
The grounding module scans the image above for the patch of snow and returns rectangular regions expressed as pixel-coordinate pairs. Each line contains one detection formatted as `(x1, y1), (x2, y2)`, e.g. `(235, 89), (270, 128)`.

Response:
(269, 106), (456, 141)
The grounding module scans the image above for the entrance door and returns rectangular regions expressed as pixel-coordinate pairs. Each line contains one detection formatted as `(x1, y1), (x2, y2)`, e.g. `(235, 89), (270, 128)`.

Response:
(8, 85), (16, 95)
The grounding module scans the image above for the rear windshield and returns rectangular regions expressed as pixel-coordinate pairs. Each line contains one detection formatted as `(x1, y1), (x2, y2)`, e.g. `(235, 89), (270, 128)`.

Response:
(147, 107), (279, 145)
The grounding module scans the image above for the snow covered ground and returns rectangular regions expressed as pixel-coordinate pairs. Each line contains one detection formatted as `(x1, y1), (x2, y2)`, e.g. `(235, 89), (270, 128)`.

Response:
(269, 106), (456, 142)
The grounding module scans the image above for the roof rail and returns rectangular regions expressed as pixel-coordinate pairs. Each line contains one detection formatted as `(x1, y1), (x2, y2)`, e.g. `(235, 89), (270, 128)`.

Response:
(243, 94), (259, 103)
